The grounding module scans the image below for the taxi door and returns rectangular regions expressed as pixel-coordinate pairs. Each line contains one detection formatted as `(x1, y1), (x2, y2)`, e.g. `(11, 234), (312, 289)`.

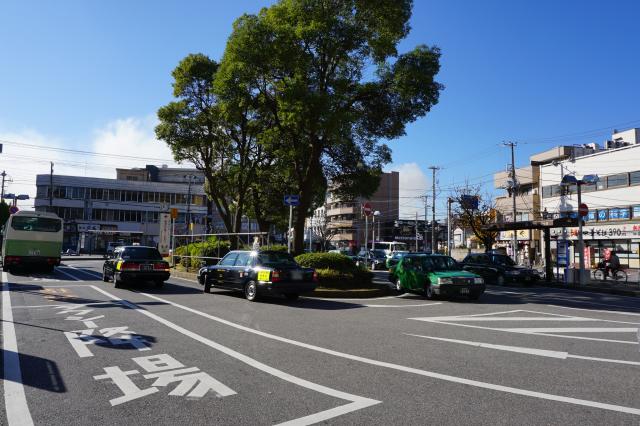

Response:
(214, 252), (238, 287)
(400, 257), (422, 290)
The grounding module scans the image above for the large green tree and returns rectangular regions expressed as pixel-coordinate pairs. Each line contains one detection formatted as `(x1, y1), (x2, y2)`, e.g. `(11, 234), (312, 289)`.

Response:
(216, 0), (443, 253)
(156, 54), (273, 241)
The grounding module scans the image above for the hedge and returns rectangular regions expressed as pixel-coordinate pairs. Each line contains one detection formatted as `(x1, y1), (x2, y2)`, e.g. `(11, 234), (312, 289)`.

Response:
(174, 236), (231, 269)
(295, 252), (373, 289)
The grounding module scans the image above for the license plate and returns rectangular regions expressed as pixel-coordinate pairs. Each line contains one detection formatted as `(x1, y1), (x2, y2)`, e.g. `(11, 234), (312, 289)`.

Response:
(141, 264), (153, 272)
(290, 271), (303, 281)
(460, 288), (469, 295)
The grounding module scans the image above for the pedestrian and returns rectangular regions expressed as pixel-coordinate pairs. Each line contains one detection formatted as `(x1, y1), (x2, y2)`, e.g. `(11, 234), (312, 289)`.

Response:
(252, 236), (261, 252)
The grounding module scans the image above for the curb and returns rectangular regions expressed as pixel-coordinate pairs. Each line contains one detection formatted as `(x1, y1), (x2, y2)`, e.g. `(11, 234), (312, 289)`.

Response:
(537, 282), (640, 297)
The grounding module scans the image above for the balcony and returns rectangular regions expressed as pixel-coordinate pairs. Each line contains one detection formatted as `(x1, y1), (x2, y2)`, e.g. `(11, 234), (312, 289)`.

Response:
(494, 166), (538, 189)
(495, 193), (539, 218)
(327, 219), (356, 229)
(326, 206), (356, 216)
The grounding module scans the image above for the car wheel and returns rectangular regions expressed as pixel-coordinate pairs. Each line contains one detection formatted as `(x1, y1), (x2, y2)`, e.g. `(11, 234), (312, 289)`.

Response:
(424, 284), (435, 300)
(154, 280), (164, 288)
(284, 293), (299, 301)
(244, 281), (258, 302)
(114, 276), (123, 289)
(203, 278), (211, 293)
(495, 274), (505, 286)
(395, 279), (404, 293)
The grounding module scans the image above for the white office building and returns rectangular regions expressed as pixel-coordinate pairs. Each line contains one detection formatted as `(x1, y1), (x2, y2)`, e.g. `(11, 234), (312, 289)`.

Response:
(539, 129), (640, 269)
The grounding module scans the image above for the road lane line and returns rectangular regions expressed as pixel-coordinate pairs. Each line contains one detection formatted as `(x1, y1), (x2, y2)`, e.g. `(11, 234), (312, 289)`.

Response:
(362, 302), (442, 308)
(405, 334), (569, 358)
(410, 318), (637, 345)
(88, 285), (380, 425)
(2, 272), (35, 426)
(500, 327), (638, 333)
(405, 333), (640, 366)
(550, 305), (640, 317)
(130, 289), (640, 416)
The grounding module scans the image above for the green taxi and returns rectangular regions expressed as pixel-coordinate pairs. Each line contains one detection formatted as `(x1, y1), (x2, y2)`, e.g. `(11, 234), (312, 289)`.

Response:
(388, 254), (485, 300)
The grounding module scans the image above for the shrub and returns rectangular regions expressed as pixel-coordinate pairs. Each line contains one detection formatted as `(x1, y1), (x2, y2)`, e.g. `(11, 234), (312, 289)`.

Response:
(174, 236), (231, 269)
(295, 252), (357, 273)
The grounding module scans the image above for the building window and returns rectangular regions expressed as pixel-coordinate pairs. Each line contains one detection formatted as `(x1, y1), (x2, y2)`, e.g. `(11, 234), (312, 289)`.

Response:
(633, 205), (640, 219)
(550, 185), (561, 197)
(630, 171), (640, 186)
(606, 173), (628, 189)
(581, 182), (597, 193)
(596, 179), (606, 191)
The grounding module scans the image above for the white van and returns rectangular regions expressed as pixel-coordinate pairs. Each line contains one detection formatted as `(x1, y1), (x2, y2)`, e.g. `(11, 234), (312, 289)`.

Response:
(373, 241), (408, 257)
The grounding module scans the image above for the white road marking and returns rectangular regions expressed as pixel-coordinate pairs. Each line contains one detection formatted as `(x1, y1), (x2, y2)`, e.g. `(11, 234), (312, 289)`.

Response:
(486, 289), (640, 312)
(12, 304), (70, 309)
(550, 305), (640, 317)
(410, 310), (639, 345)
(405, 334), (640, 366)
(2, 272), (35, 426)
(500, 327), (638, 333)
(125, 288), (640, 416)
(362, 302), (442, 308)
(420, 317), (598, 322)
(88, 285), (380, 425)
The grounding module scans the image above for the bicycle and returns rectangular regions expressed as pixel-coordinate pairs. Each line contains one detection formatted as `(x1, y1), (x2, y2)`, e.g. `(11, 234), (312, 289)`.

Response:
(592, 266), (628, 282)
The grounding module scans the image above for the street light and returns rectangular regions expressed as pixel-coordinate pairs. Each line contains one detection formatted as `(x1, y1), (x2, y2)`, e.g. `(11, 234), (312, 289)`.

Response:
(560, 174), (599, 286)
(371, 210), (381, 251)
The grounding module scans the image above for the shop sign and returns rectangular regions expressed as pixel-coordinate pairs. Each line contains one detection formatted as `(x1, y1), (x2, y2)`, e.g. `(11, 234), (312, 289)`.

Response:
(498, 229), (530, 241)
(551, 223), (640, 240)
(78, 223), (100, 232)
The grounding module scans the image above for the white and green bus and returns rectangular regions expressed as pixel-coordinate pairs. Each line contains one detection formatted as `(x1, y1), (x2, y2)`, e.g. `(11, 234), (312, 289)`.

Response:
(1, 211), (63, 273)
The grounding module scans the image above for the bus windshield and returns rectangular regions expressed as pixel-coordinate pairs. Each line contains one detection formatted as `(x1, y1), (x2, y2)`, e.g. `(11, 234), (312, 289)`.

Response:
(11, 216), (62, 233)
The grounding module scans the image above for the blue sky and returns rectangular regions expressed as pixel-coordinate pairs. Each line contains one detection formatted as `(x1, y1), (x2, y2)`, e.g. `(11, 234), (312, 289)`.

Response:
(1, 0), (639, 219)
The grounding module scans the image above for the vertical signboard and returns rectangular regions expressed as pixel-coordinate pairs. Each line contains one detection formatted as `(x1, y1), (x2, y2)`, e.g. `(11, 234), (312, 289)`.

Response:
(158, 212), (171, 257)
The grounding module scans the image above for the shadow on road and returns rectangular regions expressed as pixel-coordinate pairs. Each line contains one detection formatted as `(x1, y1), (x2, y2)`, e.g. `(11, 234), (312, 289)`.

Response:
(3, 349), (67, 393)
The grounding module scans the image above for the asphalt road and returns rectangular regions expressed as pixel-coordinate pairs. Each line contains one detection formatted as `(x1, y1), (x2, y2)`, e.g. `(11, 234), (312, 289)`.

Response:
(2, 260), (640, 425)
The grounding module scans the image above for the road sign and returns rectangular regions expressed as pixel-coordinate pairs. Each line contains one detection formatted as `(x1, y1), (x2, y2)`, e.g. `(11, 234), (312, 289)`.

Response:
(460, 195), (479, 210)
(362, 202), (372, 216)
(578, 203), (588, 217)
(170, 208), (178, 220)
(9, 205), (18, 214)
(283, 195), (300, 206)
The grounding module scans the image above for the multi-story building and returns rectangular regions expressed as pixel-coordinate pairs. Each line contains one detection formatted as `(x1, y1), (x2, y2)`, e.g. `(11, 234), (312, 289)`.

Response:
(313, 171), (400, 251)
(540, 128), (640, 269)
(34, 165), (223, 252)
(493, 145), (599, 264)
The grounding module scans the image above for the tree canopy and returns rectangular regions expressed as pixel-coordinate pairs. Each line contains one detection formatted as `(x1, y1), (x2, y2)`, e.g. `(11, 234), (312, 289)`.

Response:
(157, 0), (443, 253)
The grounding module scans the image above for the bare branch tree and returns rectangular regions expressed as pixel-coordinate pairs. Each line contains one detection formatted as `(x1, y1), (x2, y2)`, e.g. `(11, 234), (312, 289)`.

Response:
(452, 185), (498, 252)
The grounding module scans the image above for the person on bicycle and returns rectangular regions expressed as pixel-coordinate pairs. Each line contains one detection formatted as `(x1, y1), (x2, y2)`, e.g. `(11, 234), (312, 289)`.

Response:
(605, 250), (620, 278)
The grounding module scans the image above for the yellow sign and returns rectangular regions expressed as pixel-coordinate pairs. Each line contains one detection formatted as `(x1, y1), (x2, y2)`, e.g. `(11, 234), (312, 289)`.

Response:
(257, 270), (270, 281)
(116, 261), (123, 271)
(170, 208), (178, 219)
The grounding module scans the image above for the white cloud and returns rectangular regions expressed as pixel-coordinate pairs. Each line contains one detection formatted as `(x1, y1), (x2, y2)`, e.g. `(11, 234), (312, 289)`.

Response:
(385, 162), (429, 219)
(0, 116), (183, 209)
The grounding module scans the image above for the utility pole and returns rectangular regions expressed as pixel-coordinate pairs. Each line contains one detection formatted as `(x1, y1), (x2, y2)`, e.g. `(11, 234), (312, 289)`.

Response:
(447, 197), (453, 255)
(415, 211), (418, 251)
(504, 142), (518, 263)
(423, 195), (429, 252)
(428, 166), (439, 253)
(49, 162), (54, 210)
(1, 170), (6, 203)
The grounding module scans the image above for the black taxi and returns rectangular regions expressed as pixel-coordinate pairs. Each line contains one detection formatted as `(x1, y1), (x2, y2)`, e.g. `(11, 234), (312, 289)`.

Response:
(197, 250), (317, 301)
(102, 246), (171, 288)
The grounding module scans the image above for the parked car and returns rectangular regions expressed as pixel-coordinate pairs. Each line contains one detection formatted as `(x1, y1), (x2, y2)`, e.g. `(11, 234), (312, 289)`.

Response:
(385, 251), (409, 269)
(460, 253), (540, 285)
(102, 246), (170, 288)
(388, 253), (485, 300)
(356, 249), (388, 270)
(197, 250), (317, 301)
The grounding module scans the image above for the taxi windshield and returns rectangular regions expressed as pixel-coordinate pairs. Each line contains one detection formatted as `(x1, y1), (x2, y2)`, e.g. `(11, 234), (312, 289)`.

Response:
(423, 256), (459, 271)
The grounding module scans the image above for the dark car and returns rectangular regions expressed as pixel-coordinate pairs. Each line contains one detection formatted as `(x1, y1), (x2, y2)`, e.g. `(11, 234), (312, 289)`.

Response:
(357, 249), (388, 270)
(102, 246), (170, 288)
(460, 253), (540, 285)
(388, 254), (485, 300)
(197, 250), (317, 301)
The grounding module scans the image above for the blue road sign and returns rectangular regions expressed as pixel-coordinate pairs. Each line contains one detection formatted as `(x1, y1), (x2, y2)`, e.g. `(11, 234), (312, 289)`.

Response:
(283, 195), (300, 206)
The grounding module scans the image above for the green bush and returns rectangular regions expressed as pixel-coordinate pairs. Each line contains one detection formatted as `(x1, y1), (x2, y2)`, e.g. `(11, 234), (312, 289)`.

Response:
(314, 268), (373, 289)
(295, 252), (357, 273)
(174, 237), (231, 269)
